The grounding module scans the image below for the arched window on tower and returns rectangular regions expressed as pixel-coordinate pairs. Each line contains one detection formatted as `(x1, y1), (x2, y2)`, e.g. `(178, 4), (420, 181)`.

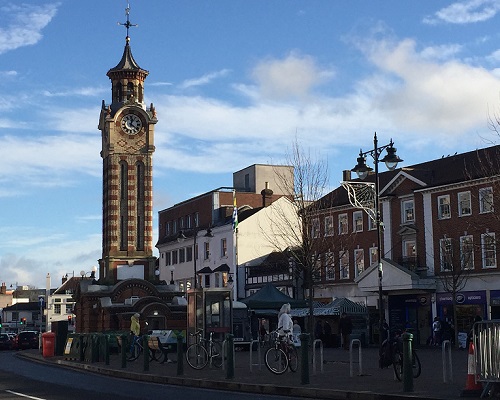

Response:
(138, 84), (143, 103)
(127, 82), (134, 100)
(119, 161), (128, 251)
(136, 161), (145, 250)
(116, 82), (123, 103)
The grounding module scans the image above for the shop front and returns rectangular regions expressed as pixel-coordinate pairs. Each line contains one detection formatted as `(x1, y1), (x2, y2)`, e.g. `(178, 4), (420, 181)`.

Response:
(388, 294), (432, 346)
(436, 290), (486, 346)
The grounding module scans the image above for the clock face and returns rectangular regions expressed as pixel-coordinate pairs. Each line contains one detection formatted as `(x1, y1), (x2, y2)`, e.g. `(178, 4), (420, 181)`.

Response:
(121, 114), (143, 135)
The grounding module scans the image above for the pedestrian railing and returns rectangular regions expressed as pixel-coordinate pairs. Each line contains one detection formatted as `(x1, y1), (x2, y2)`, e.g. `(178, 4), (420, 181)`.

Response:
(475, 320), (500, 381)
(349, 339), (362, 377)
(312, 339), (323, 375)
(249, 339), (262, 371)
(441, 340), (453, 383)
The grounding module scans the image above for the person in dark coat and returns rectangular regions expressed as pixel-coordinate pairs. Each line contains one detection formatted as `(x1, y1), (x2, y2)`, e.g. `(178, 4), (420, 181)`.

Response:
(338, 312), (353, 350)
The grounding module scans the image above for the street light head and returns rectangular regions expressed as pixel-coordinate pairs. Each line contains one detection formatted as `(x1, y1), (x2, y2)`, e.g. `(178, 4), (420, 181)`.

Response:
(381, 143), (403, 171)
(177, 230), (187, 243)
(204, 228), (214, 238)
(351, 151), (372, 180)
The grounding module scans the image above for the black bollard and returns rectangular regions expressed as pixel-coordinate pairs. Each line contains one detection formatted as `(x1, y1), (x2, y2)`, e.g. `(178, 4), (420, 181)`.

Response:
(121, 334), (127, 368)
(402, 332), (414, 392)
(300, 333), (310, 385)
(176, 334), (184, 376)
(104, 335), (110, 365)
(226, 334), (234, 380)
(143, 335), (149, 372)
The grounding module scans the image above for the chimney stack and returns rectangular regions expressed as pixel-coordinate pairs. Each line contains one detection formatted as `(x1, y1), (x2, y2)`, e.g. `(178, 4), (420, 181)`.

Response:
(261, 182), (274, 207)
(342, 170), (352, 181)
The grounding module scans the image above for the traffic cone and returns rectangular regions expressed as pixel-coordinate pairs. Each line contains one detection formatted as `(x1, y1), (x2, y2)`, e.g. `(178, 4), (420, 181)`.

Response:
(461, 342), (483, 397)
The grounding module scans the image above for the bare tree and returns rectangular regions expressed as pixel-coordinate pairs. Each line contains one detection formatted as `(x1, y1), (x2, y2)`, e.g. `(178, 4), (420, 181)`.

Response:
(263, 139), (355, 337)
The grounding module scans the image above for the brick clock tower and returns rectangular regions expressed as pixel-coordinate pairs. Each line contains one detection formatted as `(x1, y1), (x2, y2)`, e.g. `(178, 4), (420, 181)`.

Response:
(97, 10), (157, 284)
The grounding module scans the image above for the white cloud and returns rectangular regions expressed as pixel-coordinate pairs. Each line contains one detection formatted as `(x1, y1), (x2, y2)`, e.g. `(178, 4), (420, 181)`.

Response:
(251, 52), (335, 100)
(423, 0), (500, 25)
(178, 69), (231, 89)
(0, 3), (60, 54)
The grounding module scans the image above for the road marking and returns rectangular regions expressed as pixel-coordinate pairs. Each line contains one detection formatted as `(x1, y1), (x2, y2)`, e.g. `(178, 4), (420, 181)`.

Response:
(5, 390), (47, 400)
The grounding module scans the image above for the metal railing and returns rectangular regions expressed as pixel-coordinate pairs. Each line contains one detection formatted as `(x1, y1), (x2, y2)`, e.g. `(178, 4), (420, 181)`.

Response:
(474, 320), (500, 382)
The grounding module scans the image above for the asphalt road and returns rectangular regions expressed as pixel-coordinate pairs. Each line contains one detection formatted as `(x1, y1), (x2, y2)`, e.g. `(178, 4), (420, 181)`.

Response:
(0, 350), (314, 400)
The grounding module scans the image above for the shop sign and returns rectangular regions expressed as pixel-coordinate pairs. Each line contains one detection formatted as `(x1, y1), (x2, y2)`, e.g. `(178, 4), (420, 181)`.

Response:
(436, 291), (486, 305)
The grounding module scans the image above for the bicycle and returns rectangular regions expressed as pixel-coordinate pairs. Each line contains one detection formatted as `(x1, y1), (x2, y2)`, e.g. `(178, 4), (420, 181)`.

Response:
(380, 331), (421, 381)
(264, 329), (298, 375)
(185, 330), (222, 369)
(124, 334), (166, 363)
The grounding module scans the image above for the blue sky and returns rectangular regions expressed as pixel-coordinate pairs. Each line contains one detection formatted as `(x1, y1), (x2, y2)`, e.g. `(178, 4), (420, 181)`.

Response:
(2, 0), (500, 289)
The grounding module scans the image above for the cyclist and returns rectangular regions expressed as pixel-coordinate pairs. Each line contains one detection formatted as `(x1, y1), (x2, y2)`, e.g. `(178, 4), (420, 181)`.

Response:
(278, 303), (293, 343)
(129, 312), (141, 351)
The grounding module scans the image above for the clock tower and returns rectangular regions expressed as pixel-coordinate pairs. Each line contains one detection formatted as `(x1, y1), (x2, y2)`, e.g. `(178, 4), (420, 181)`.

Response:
(97, 8), (157, 284)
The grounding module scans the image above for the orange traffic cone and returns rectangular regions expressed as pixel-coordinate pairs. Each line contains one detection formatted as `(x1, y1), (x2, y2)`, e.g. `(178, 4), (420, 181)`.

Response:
(461, 342), (483, 397)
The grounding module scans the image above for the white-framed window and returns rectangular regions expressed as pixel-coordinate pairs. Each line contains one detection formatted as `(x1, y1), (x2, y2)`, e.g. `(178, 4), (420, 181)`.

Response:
(458, 191), (472, 217)
(338, 213), (348, 235)
(65, 304), (73, 314)
(438, 195), (451, 219)
(324, 216), (334, 236)
(221, 238), (227, 257)
(204, 242), (210, 260)
(439, 238), (453, 272)
(479, 187), (494, 214)
(460, 235), (474, 270)
(339, 251), (349, 279)
(354, 249), (364, 277)
(172, 219), (178, 233)
(311, 218), (320, 238)
(172, 250), (178, 265)
(402, 199), (414, 223)
(353, 211), (363, 232)
(324, 251), (335, 280)
(165, 252), (172, 266)
(312, 255), (322, 281)
(368, 216), (376, 231)
(214, 273), (220, 288)
(482, 233), (497, 269)
(165, 221), (171, 236)
(369, 247), (378, 266)
(403, 240), (416, 257)
(54, 304), (61, 314)
(194, 212), (199, 228)
(179, 247), (185, 263)
(186, 246), (193, 262)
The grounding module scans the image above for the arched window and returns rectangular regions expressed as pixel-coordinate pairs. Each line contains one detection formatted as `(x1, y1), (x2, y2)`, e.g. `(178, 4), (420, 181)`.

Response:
(127, 82), (134, 100)
(119, 161), (128, 251)
(116, 82), (123, 103)
(136, 161), (145, 250)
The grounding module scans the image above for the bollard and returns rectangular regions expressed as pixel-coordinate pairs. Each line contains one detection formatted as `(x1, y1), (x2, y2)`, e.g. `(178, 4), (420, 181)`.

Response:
(121, 334), (127, 368)
(226, 334), (235, 379)
(78, 334), (84, 362)
(402, 332), (414, 392)
(300, 333), (310, 385)
(104, 334), (110, 365)
(143, 335), (150, 372)
(176, 334), (184, 376)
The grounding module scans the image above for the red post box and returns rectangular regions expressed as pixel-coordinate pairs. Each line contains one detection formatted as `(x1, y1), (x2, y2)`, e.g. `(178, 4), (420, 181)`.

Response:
(42, 332), (56, 358)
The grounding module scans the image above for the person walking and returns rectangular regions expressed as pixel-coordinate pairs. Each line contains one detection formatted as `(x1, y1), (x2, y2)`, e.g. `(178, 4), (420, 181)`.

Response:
(338, 312), (353, 350)
(432, 316), (442, 346)
(130, 313), (141, 336)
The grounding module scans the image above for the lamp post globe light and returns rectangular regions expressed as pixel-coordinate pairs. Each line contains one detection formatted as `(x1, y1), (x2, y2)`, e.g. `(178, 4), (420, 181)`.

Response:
(351, 132), (402, 358)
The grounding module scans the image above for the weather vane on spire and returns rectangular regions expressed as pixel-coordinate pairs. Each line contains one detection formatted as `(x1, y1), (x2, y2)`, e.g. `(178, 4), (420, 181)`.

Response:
(118, 1), (137, 39)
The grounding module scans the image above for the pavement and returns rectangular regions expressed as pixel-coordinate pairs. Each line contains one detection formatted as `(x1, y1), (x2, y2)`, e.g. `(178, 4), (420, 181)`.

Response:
(18, 344), (481, 400)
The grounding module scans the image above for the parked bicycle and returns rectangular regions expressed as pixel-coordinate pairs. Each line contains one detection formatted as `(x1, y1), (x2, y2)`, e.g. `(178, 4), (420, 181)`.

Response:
(185, 330), (222, 369)
(380, 330), (421, 381)
(264, 328), (298, 375)
(124, 334), (166, 363)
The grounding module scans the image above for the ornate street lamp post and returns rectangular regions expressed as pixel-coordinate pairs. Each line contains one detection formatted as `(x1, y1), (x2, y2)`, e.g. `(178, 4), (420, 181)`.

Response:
(351, 132), (402, 359)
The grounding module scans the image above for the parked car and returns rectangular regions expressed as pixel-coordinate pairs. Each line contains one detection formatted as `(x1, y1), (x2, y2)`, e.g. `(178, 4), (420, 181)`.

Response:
(16, 331), (39, 350)
(0, 333), (13, 350)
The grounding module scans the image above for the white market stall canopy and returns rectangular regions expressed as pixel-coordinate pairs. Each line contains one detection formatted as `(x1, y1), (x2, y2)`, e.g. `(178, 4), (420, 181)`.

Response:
(290, 298), (367, 317)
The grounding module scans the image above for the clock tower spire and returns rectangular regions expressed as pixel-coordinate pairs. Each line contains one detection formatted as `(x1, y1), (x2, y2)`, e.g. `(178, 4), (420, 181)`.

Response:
(97, 2), (157, 284)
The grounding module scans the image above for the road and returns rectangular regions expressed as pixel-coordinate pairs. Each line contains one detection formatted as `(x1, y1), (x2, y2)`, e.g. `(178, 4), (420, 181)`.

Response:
(0, 351), (312, 400)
